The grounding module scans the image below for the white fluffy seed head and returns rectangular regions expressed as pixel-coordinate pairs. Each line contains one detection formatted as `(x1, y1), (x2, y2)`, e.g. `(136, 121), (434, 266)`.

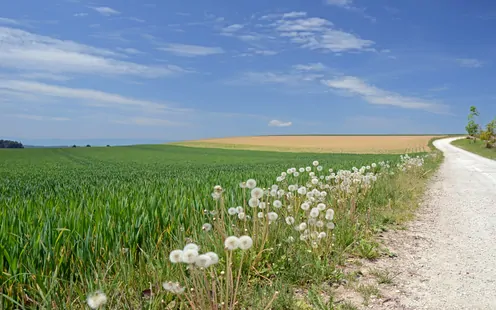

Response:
(286, 216), (295, 225)
(306, 167), (312, 172)
(251, 187), (264, 199)
(327, 222), (335, 230)
(317, 203), (326, 211)
(268, 212), (278, 221)
(205, 252), (219, 264)
(273, 200), (282, 208)
(238, 235), (253, 250)
(246, 179), (257, 189)
(182, 249), (199, 264)
(300, 202), (310, 211)
(313, 160), (319, 167)
(299, 168), (305, 173)
(202, 223), (212, 231)
(238, 212), (246, 220)
(297, 187), (307, 195)
(257, 212), (264, 218)
(325, 209), (335, 221)
(224, 236), (240, 250)
(87, 291), (107, 309)
(318, 232), (327, 239)
(228, 207), (238, 215)
(195, 254), (213, 268)
(248, 197), (260, 208)
(298, 222), (308, 231)
(183, 243), (199, 252)
(169, 250), (183, 263)
(310, 208), (319, 218)
(258, 202), (267, 209)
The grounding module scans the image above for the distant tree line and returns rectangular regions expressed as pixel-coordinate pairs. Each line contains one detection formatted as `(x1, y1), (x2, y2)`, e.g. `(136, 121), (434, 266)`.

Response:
(0, 139), (24, 148)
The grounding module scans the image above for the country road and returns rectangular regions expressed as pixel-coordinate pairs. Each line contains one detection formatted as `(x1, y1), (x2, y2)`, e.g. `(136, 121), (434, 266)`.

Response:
(371, 137), (496, 310)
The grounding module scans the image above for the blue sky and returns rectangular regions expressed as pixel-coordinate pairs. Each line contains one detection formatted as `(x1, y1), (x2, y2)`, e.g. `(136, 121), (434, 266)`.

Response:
(1, 0), (496, 145)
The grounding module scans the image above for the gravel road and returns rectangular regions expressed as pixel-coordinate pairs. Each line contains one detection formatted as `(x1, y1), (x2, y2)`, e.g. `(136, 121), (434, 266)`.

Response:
(378, 137), (496, 309)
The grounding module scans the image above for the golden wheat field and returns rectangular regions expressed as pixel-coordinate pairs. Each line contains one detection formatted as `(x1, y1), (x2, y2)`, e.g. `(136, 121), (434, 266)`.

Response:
(174, 135), (440, 154)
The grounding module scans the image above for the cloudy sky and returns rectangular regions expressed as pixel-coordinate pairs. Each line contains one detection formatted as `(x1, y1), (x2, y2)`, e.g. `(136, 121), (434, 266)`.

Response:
(1, 0), (496, 145)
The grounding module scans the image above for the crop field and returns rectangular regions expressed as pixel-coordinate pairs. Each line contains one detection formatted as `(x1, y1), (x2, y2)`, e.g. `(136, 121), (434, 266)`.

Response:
(0, 144), (438, 309)
(176, 135), (441, 154)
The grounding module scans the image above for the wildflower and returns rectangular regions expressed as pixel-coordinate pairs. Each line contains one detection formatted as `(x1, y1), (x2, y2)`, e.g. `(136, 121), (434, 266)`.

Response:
(257, 212), (264, 218)
(228, 207), (238, 215)
(182, 249), (199, 264)
(214, 185), (223, 192)
(326, 222), (335, 230)
(310, 208), (319, 218)
(268, 212), (278, 221)
(87, 291), (107, 309)
(308, 218), (316, 226)
(316, 220), (324, 228)
(311, 178), (318, 185)
(313, 160), (319, 167)
(300, 202), (310, 211)
(271, 184), (279, 190)
(163, 282), (185, 294)
(310, 232), (318, 239)
(239, 236), (253, 250)
(273, 200), (282, 208)
(212, 192), (221, 200)
(288, 185), (297, 191)
(184, 243), (199, 251)
(298, 222), (308, 231)
(318, 232), (327, 239)
(371, 163), (377, 168)
(297, 187), (307, 195)
(238, 212), (246, 220)
(224, 236), (240, 250)
(205, 252), (219, 264)
(317, 166), (323, 171)
(287, 168), (292, 174)
(195, 254), (213, 268)
(258, 202), (267, 209)
(288, 236), (295, 243)
(246, 179), (257, 189)
(169, 250), (183, 263)
(236, 206), (244, 213)
(306, 167), (312, 172)
(251, 187), (264, 199)
(239, 182), (247, 189)
(325, 209), (334, 221)
(294, 172), (300, 177)
(202, 223), (212, 231)
(285, 216), (295, 225)
(317, 203), (326, 211)
(277, 189), (285, 197)
(299, 167), (305, 173)
(276, 176), (283, 182)
(248, 197), (260, 208)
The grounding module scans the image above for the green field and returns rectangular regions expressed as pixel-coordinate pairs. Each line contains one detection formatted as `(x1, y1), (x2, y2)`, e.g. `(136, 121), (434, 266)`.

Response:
(0, 145), (437, 309)
(451, 138), (496, 160)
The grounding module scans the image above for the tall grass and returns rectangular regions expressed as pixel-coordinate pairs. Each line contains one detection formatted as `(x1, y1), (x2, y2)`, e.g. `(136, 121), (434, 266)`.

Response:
(0, 145), (440, 309)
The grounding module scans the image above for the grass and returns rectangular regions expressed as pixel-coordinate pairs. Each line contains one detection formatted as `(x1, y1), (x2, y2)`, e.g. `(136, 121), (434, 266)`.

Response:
(451, 138), (496, 160)
(0, 144), (441, 309)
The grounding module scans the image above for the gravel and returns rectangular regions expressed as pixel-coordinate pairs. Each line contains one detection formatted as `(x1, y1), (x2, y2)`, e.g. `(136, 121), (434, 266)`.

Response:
(374, 137), (496, 310)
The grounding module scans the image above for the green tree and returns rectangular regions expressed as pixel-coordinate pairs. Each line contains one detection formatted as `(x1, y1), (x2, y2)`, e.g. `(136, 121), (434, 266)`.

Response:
(465, 106), (480, 141)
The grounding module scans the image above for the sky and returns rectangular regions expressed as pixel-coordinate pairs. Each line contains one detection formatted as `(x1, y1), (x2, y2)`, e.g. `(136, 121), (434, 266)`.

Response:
(1, 0), (496, 145)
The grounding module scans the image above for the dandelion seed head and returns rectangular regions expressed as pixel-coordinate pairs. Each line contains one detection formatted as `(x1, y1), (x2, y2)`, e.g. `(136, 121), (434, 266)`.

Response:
(298, 222), (308, 231)
(87, 291), (107, 309)
(311, 178), (318, 185)
(273, 200), (282, 208)
(238, 212), (246, 220)
(205, 252), (219, 264)
(297, 187), (307, 195)
(248, 197), (260, 208)
(313, 160), (319, 167)
(239, 182), (247, 189)
(239, 235), (253, 250)
(268, 212), (278, 221)
(317, 166), (323, 171)
(325, 209), (334, 221)
(288, 236), (295, 243)
(228, 207), (238, 215)
(285, 216), (295, 225)
(182, 249), (199, 264)
(257, 212), (264, 218)
(246, 179), (257, 189)
(224, 236), (240, 250)
(288, 185), (297, 191)
(317, 203), (326, 211)
(300, 202), (310, 211)
(294, 172), (300, 177)
(299, 168), (305, 173)
(308, 218), (317, 226)
(326, 222), (335, 230)
(276, 176), (283, 182)
(316, 220), (324, 228)
(236, 206), (244, 213)
(195, 254), (213, 268)
(211, 192), (221, 200)
(202, 223), (212, 231)
(169, 250), (183, 263)
(318, 232), (327, 239)
(258, 202), (267, 209)
(306, 167), (312, 172)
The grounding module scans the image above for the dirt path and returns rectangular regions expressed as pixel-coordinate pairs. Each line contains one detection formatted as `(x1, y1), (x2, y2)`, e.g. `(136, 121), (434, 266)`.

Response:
(362, 137), (496, 309)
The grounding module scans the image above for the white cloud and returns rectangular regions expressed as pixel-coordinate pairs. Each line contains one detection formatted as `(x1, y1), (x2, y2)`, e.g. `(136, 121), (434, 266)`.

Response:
(283, 12), (307, 18)
(19, 72), (72, 81)
(0, 26), (184, 78)
(12, 114), (70, 121)
(0, 17), (19, 25)
(73, 13), (88, 17)
(325, 0), (353, 8)
(0, 80), (186, 113)
(456, 58), (483, 68)
(322, 76), (449, 113)
(116, 47), (144, 55)
(268, 119), (293, 127)
(293, 63), (327, 71)
(92, 7), (120, 16)
(158, 43), (225, 57)
(238, 48), (278, 57)
(272, 17), (374, 52)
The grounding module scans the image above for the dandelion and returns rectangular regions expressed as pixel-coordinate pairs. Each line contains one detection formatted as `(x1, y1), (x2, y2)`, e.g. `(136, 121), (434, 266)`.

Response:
(372, 163), (377, 168)
(202, 223), (212, 231)
(326, 222), (335, 230)
(300, 202), (310, 211)
(211, 192), (221, 200)
(268, 212), (278, 221)
(317, 203), (326, 211)
(299, 167), (305, 173)
(313, 160), (319, 167)
(311, 178), (318, 185)
(239, 182), (247, 189)
(318, 232), (327, 239)
(297, 187), (307, 195)
(288, 236), (295, 243)
(317, 166), (323, 171)
(285, 216), (295, 225)
(276, 176), (283, 182)
(238, 236), (253, 250)
(214, 185), (223, 192)
(251, 187), (264, 199)
(257, 212), (264, 219)
(236, 206), (244, 213)
(169, 250), (183, 263)
(306, 167), (312, 172)
(310, 232), (318, 239)
(316, 220), (324, 228)
(294, 172), (300, 177)
(163, 282), (185, 294)
(205, 252), (219, 264)
(228, 207), (238, 215)
(195, 254), (213, 268)
(308, 218), (317, 226)
(238, 212), (246, 220)
(182, 249), (199, 264)
(298, 222), (308, 231)
(258, 202), (267, 209)
(310, 208), (319, 218)
(224, 236), (240, 250)
(273, 200), (282, 208)
(288, 185), (297, 191)
(87, 291), (107, 309)
(325, 209), (334, 221)
(248, 197), (260, 208)
(184, 243), (199, 251)
(246, 179), (257, 189)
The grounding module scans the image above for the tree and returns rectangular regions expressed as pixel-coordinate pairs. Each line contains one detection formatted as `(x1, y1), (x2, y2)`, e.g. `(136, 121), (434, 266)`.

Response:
(465, 106), (480, 141)
(481, 118), (496, 148)
(72, 145), (77, 148)
(0, 139), (24, 148)
(86, 144), (91, 147)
